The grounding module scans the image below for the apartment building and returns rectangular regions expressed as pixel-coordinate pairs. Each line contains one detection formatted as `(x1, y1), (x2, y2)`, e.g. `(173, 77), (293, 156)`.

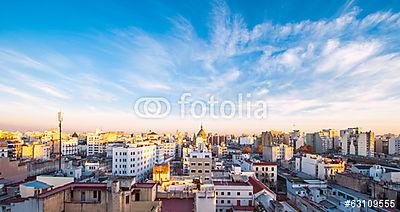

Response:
(7, 180), (161, 212)
(112, 143), (156, 181)
(214, 181), (254, 212)
(188, 151), (212, 180)
(251, 162), (278, 184)
(295, 154), (345, 180)
(340, 128), (374, 157)
(86, 132), (104, 156)
(263, 143), (293, 162)
(62, 137), (78, 156)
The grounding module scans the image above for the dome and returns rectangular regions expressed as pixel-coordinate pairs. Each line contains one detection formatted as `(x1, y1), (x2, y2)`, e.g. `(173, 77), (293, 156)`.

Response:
(197, 125), (207, 140)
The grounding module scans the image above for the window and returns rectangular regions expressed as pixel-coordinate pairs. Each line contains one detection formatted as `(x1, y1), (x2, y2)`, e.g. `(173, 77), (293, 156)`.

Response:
(191, 170), (196, 173)
(227, 192), (231, 196)
(198, 170), (203, 173)
(237, 192), (240, 196)
(126, 195), (130, 204)
(93, 191), (97, 198)
(227, 200), (231, 204)
(197, 163), (202, 166)
(81, 191), (86, 202)
(221, 200), (224, 204)
(221, 192), (224, 195)
(249, 192), (252, 195)
(204, 162), (210, 166)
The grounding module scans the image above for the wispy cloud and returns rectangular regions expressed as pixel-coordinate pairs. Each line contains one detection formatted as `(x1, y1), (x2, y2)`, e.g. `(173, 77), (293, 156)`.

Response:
(0, 1), (400, 133)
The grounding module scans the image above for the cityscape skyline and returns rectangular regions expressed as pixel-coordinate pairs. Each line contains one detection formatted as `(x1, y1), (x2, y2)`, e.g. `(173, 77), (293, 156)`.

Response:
(1, 0), (400, 134)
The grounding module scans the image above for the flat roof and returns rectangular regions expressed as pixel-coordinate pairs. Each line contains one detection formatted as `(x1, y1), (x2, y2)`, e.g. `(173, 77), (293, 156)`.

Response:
(213, 181), (250, 186)
(328, 183), (373, 200)
(157, 198), (194, 212)
(134, 183), (156, 189)
(22, 181), (52, 189)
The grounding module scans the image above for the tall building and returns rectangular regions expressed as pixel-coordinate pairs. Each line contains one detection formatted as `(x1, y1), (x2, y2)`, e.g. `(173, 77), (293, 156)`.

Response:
(340, 128), (374, 157)
(295, 154), (345, 180)
(214, 181), (254, 212)
(86, 130), (104, 156)
(188, 151), (212, 180)
(261, 131), (273, 147)
(304, 129), (338, 154)
(61, 137), (78, 156)
(263, 143), (293, 162)
(112, 143), (156, 181)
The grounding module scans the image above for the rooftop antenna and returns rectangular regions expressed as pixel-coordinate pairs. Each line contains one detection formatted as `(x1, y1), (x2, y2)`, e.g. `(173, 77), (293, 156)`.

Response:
(58, 111), (63, 172)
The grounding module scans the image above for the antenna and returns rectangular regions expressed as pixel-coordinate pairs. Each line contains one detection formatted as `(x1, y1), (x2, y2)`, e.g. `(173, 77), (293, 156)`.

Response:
(58, 111), (63, 172)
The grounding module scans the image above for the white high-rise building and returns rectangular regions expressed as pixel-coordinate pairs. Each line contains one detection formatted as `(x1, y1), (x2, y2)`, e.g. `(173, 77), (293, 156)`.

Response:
(61, 137), (78, 156)
(86, 130), (104, 156)
(155, 144), (165, 165)
(295, 154), (345, 180)
(263, 143), (293, 162)
(163, 142), (176, 159)
(214, 181), (254, 212)
(388, 136), (399, 155)
(112, 143), (156, 181)
(340, 128), (374, 157)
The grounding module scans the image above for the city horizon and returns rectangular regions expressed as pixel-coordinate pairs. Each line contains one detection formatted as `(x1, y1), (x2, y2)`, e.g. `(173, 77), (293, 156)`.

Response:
(1, 0), (400, 134)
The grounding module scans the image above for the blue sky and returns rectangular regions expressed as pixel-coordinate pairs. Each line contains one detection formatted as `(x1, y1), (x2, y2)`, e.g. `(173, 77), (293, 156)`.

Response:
(0, 0), (400, 134)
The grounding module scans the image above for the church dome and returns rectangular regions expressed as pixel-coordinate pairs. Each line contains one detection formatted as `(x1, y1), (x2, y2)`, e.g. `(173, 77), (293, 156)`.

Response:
(197, 125), (207, 140)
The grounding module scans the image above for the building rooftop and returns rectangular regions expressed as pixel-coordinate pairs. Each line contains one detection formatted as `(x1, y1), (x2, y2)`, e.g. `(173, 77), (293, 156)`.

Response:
(328, 183), (373, 200)
(252, 161), (278, 166)
(248, 176), (274, 195)
(233, 205), (255, 211)
(157, 198), (194, 212)
(37, 182), (108, 198)
(213, 181), (250, 186)
(22, 180), (51, 189)
(134, 182), (156, 189)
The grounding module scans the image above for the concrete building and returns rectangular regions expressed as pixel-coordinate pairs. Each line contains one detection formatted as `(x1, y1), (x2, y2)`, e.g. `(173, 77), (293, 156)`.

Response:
(213, 181), (254, 212)
(0, 142), (8, 157)
(251, 162), (278, 184)
(195, 184), (216, 212)
(295, 154), (345, 180)
(20, 180), (53, 198)
(340, 128), (374, 157)
(238, 136), (255, 145)
(21, 143), (51, 160)
(155, 144), (165, 165)
(162, 142), (176, 159)
(152, 163), (170, 183)
(112, 143), (156, 181)
(86, 131), (104, 156)
(289, 130), (305, 151)
(9, 180), (161, 212)
(263, 143), (293, 162)
(61, 137), (78, 156)
(84, 162), (100, 173)
(188, 151), (212, 180)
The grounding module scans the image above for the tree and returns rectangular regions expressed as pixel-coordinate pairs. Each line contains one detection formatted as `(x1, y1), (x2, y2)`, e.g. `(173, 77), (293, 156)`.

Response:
(256, 144), (263, 154)
(243, 146), (251, 153)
